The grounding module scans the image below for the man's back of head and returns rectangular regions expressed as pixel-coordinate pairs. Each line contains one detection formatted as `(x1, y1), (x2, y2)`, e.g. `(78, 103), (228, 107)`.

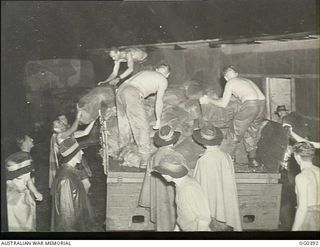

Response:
(155, 64), (170, 78)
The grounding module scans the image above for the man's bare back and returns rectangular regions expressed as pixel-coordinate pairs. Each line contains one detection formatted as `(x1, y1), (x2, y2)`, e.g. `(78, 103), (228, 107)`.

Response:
(228, 77), (265, 103)
(98, 47), (148, 86)
(123, 48), (148, 63)
(125, 70), (168, 98)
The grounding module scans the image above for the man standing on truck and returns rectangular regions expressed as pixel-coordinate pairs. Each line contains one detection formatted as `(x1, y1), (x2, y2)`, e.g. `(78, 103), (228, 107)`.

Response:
(116, 64), (170, 168)
(98, 47), (148, 86)
(200, 66), (266, 168)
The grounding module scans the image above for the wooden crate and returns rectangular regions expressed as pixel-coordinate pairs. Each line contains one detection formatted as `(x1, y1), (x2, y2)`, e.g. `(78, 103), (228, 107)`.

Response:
(106, 171), (155, 231)
(236, 173), (282, 230)
(106, 169), (281, 231)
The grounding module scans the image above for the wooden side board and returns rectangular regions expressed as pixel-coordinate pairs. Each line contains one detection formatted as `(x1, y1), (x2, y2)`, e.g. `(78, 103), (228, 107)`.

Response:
(106, 171), (282, 231)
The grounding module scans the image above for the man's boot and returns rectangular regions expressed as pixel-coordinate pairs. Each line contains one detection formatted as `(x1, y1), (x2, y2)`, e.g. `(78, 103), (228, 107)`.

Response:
(248, 149), (261, 168)
(248, 158), (261, 168)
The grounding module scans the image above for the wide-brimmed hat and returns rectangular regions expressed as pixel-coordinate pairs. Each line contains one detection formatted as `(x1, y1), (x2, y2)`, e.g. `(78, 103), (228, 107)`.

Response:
(153, 155), (188, 179)
(5, 151), (33, 180)
(153, 125), (181, 147)
(59, 137), (82, 164)
(274, 105), (289, 114)
(192, 125), (223, 146)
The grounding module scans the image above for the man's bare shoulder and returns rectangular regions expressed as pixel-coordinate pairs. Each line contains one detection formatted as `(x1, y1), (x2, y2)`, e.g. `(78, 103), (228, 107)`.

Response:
(159, 76), (168, 89)
(230, 77), (249, 83)
(225, 78), (238, 87)
(125, 47), (145, 56)
(238, 76), (255, 83)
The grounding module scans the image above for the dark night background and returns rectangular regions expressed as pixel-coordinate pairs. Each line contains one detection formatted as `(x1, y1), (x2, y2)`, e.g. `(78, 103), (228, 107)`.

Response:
(1, 0), (319, 236)
(1, 0), (319, 139)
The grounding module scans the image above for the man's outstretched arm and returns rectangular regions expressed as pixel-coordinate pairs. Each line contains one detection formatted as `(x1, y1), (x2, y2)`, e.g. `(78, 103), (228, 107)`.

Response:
(200, 82), (232, 108)
(98, 61), (121, 85)
(153, 81), (167, 130)
(118, 53), (134, 80)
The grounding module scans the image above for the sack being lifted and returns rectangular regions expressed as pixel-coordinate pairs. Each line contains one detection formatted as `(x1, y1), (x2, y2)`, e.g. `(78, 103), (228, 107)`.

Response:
(78, 86), (115, 124)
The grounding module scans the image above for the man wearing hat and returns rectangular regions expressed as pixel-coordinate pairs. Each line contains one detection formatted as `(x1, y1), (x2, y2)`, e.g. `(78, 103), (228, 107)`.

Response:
(50, 109), (96, 192)
(200, 66), (266, 167)
(5, 143), (43, 231)
(274, 105), (290, 123)
(51, 137), (94, 232)
(152, 150), (211, 231)
(139, 125), (187, 231)
(192, 125), (242, 231)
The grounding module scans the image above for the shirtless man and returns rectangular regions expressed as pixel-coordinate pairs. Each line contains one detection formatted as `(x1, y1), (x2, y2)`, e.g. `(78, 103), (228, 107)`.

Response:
(200, 66), (266, 167)
(116, 64), (170, 168)
(98, 47), (148, 86)
(291, 142), (320, 231)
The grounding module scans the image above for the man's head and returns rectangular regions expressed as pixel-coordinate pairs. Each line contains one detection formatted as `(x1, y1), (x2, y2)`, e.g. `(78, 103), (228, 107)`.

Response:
(222, 66), (238, 81)
(16, 135), (34, 152)
(274, 105), (289, 119)
(109, 47), (121, 61)
(153, 125), (181, 147)
(293, 142), (315, 165)
(192, 124), (223, 147)
(57, 114), (69, 127)
(155, 64), (171, 78)
(52, 120), (66, 133)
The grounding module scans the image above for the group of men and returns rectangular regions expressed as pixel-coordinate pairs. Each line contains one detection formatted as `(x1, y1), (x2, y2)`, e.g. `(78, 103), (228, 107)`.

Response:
(6, 46), (318, 232)
(47, 46), (267, 231)
(96, 47), (319, 232)
(95, 47), (267, 231)
(139, 124), (242, 231)
(98, 47), (267, 169)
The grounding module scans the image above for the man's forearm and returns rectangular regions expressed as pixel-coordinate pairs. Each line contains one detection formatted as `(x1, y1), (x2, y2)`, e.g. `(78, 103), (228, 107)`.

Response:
(105, 73), (117, 83)
(209, 98), (227, 108)
(291, 131), (306, 143)
(27, 179), (40, 196)
(74, 120), (95, 138)
(290, 131), (320, 148)
(60, 117), (80, 139)
(119, 68), (133, 80)
(155, 101), (163, 122)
